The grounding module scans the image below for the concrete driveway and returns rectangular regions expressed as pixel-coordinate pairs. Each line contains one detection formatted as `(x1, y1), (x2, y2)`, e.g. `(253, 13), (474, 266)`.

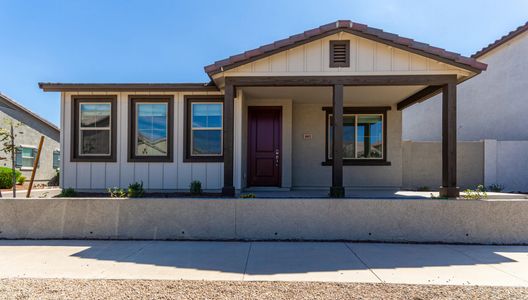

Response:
(0, 240), (527, 286)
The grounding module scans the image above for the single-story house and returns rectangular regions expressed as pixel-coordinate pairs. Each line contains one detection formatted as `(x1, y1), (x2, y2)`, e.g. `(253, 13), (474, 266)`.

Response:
(0, 92), (60, 184)
(403, 21), (528, 192)
(40, 20), (487, 197)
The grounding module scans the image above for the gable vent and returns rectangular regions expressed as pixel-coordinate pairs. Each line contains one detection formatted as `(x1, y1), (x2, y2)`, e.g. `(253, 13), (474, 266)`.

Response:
(329, 40), (350, 68)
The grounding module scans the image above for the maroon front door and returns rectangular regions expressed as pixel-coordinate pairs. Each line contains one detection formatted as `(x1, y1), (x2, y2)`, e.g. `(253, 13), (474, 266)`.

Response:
(247, 107), (282, 187)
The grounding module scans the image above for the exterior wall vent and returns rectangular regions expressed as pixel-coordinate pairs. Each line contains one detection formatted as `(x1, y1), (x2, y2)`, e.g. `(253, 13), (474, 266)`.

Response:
(329, 40), (350, 68)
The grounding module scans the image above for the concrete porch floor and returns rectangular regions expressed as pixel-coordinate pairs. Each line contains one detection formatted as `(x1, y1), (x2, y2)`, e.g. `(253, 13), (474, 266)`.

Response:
(241, 188), (528, 199)
(1, 240), (528, 286)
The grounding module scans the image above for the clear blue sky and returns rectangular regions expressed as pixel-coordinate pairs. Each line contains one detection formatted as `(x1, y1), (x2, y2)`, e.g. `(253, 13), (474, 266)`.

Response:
(0, 0), (526, 126)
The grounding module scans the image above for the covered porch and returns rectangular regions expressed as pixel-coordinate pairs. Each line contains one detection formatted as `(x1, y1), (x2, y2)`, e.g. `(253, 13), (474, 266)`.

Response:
(221, 75), (460, 198)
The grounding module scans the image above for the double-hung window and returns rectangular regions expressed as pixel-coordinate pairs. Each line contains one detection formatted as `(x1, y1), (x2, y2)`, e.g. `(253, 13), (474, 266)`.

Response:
(72, 96), (117, 162)
(325, 107), (389, 165)
(185, 97), (223, 162)
(128, 96), (173, 162)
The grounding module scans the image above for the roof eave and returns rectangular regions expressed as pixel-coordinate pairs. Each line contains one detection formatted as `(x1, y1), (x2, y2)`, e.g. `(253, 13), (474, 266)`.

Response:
(472, 21), (528, 58)
(39, 83), (220, 92)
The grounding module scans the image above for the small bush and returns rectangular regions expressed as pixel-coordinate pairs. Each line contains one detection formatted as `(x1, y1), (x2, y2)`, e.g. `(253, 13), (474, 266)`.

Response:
(127, 181), (144, 198)
(240, 193), (256, 198)
(487, 184), (504, 192)
(463, 185), (488, 200)
(108, 187), (127, 198)
(48, 170), (60, 187)
(190, 180), (202, 196)
(17, 175), (26, 185)
(0, 167), (21, 189)
(59, 188), (76, 197)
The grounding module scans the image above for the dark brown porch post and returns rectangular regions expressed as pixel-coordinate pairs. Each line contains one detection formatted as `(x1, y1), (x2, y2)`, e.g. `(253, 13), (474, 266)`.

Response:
(439, 82), (459, 198)
(330, 84), (345, 198)
(222, 83), (235, 197)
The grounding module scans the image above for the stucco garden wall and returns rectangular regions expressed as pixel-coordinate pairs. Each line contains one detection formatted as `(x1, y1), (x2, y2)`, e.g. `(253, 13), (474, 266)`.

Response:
(484, 140), (528, 192)
(1, 198), (528, 244)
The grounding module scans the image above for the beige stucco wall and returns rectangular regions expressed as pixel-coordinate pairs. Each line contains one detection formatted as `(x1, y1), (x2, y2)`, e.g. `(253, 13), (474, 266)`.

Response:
(291, 104), (402, 188)
(402, 141), (484, 189)
(0, 109), (59, 183)
(403, 31), (528, 141)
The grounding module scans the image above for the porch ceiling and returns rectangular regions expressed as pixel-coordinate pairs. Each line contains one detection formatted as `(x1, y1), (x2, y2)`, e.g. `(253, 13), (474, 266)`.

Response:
(241, 85), (426, 106)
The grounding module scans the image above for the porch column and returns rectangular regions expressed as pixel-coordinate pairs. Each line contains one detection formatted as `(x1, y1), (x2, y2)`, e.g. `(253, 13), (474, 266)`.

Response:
(222, 83), (235, 197)
(330, 84), (345, 198)
(439, 82), (459, 198)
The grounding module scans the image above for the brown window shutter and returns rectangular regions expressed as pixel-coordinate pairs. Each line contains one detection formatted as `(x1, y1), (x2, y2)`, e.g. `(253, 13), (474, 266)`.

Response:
(329, 40), (350, 68)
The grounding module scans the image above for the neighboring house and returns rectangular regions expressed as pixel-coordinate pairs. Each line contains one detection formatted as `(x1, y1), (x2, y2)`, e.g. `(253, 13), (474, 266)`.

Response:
(403, 22), (528, 191)
(40, 20), (487, 197)
(0, 93), (60, 184)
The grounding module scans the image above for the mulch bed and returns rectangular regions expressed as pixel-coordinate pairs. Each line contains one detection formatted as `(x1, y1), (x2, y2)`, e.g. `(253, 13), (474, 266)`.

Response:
(0, 279), (527, 300)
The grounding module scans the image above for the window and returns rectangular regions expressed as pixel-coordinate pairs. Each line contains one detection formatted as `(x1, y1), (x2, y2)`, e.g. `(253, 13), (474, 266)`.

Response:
(184, 97), (223, 162)
(72, 96), (117, 162)
(128, 96), (173, 162)
(15, 146), (36, 169)
(53, 150), (60, 169)
(324, 107), (389, 165)
(329, 40), (350, 68)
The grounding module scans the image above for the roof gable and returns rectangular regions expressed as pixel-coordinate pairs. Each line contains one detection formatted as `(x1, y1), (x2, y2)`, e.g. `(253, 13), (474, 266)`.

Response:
(205, 20), (487, 76)
(221, 32), (470, 77)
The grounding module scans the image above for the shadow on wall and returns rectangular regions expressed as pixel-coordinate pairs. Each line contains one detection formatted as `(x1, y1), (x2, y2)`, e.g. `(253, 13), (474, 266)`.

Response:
(0, 240), (522, 275)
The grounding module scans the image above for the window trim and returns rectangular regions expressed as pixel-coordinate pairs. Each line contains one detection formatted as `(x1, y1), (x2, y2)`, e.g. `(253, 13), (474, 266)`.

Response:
(322, 106), (391, 166)
(71, 95), (117, 162)
(128, 95), (174, 162)
(19, 145), (36, 170)
(184, 96), (224, 162)
(53, 149), (60, 169)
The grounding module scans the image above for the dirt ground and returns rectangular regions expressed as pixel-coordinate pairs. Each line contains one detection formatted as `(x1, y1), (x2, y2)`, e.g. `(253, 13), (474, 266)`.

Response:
(0, 279), (527, 300)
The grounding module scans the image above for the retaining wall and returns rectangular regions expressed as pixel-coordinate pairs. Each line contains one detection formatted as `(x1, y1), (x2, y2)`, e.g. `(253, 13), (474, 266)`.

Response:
(1, 198), (527, 244)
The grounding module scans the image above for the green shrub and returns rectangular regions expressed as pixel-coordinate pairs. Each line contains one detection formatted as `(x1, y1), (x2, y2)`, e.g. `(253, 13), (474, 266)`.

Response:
(0, 167), (21, 189)
(487, 184), (504, 192)
(463, 185), (487, 200)
(17, 175), (26, 185)
(59, 188), (76, 197)
(127, 181), (144, 198)
(240, 193), (256, 198)
(108, 187), (127, 198)
(189, 180), (202, 196)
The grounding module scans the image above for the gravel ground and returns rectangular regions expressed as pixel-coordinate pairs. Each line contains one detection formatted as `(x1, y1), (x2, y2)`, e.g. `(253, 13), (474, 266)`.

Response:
(1, 279), (527, 300)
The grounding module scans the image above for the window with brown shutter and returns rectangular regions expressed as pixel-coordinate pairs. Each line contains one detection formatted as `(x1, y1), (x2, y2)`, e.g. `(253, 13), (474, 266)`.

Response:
(329, 40), (350, 68)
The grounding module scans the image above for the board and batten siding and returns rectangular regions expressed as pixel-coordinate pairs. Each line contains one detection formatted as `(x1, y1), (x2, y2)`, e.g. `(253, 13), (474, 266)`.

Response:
(218, 32), (471, 79)
(60, 91), (235, 191)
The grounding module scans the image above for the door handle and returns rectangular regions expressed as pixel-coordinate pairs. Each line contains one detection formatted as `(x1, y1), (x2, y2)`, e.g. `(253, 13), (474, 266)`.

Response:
(275, 149), (280, 166)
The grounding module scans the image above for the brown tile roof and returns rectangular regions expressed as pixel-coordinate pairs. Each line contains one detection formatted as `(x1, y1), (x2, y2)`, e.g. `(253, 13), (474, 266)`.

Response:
(204, 20), (487, 76)
(472, 21), (528, 58)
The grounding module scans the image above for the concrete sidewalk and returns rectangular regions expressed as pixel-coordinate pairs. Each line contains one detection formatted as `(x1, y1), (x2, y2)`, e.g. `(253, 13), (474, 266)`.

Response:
(0, 240), (527, 286)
